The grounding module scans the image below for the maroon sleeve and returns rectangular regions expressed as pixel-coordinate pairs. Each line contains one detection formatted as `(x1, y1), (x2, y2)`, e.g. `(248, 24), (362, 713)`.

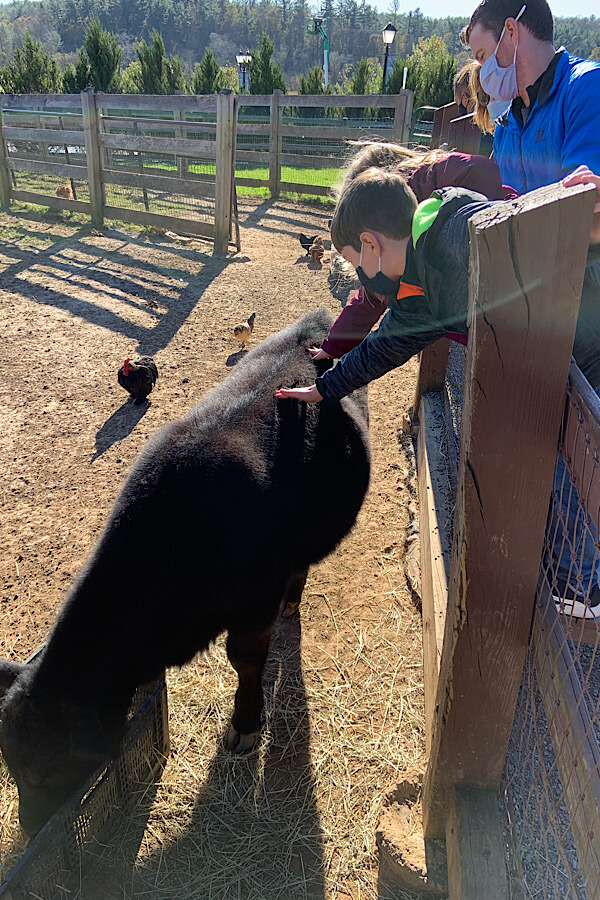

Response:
(321, 289), (388, 358)
(407, 152), (507, 201)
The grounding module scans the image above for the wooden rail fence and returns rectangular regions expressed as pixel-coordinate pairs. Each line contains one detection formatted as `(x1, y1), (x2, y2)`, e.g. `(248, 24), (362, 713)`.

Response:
(0, 88), (238, 254)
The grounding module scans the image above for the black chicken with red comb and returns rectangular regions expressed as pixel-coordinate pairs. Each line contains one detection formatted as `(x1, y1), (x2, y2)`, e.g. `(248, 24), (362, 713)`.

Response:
(297, 232), (319, 256)
(117, 356), (158, 404)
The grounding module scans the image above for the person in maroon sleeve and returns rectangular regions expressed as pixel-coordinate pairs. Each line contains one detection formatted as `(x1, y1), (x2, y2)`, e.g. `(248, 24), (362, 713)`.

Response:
(314, 141), (517, 362)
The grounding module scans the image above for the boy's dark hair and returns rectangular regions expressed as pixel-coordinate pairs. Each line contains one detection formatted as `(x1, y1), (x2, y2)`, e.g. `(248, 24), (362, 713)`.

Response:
(460, 0), (554, 46)
(330, 168), (417, 253)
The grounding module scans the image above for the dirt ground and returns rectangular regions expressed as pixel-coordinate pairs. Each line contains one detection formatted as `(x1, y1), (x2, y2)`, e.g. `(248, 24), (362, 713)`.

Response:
(0, 197), (424, 898)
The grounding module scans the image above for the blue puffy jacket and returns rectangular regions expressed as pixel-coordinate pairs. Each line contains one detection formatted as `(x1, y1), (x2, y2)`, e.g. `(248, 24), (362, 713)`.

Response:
(493, 49), (600, 195)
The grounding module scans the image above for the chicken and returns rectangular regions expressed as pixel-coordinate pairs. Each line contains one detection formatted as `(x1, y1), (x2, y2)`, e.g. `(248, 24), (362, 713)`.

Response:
(55, 184), (74, 200)
(309, 236), (325, 263)
(233, 312), (256, 350)
(117, 356), (159, 404)
(297, 232), (318, 256)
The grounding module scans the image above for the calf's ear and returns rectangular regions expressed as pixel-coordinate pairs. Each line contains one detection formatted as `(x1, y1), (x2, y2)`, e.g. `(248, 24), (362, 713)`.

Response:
(0, 659), (23, 697)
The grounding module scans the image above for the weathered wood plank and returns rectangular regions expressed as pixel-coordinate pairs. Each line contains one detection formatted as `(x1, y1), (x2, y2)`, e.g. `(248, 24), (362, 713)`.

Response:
(235, 176), (268, 188)
(413, 338), (451, 421)
(99, 132), (216, 157)
(417, 393), (451, 754)
(278, 180), (331, 196)
(7, 156), (86, 179)
(0, 110), (13, 208)
(237, 123), (269, 136)
(534, 597), (600, 897)
(10, 189), (90, 213)
(214, 90), (236, 254)
(422, 182), (597, 840)
(103, 204), (215, 238)
(0, 94), (82, 110)
(563, 363), (600, 535)
(286, 93), (404, 108)
(393, 91), (413, 143)
(235, 149), (270, 164)
(446, 785), (510, 900)
(95, 93), (218, 113)
(280, 152), (343, 170)
(102, 115), (216, 130)
(81, 87), (103, 227)
(102, 168), (215, 199)
(447, 114), (482, 155)
(269, 90), (282, 198)
(2, 126), (85, 144)
(278, 123), (389, 140)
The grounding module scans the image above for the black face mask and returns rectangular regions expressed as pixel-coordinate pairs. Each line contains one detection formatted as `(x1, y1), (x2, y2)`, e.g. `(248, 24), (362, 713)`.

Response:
(356, 247), (400, 298)
(457, 102), (468, 116)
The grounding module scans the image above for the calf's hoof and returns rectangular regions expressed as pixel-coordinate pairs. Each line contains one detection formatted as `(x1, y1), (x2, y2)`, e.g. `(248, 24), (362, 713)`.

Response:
(226, 725), (260, 754)
(281, 600), (300, 619)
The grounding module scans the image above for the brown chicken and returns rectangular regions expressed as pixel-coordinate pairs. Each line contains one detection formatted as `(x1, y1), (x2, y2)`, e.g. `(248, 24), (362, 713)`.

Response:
(233, 312), (256, 350)
(55, 184), (74, 200)
(309, 237), (325, 263)
(117, 356), (159, 404)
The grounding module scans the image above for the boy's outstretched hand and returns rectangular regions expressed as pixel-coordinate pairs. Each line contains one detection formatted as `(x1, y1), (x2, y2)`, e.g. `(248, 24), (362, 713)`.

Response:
(275, 385), (323, 403)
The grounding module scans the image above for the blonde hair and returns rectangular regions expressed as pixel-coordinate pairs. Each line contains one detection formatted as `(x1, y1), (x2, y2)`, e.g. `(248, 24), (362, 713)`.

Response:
(469, 63), (494, 134)
(337, 141), (447, 198)
(330, 167), (417, 253)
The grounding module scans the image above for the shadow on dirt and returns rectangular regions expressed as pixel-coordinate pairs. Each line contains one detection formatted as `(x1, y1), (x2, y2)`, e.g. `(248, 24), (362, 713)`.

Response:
(91, 399), (150, 461)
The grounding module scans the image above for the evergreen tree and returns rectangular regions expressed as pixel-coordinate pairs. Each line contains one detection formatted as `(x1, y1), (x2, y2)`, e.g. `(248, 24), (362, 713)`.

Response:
(0, 31), (62, 93)
(399, 36), (456, 108)
(248, 34), (286, 94)
(85, 18), (121, 93)
(193, 48), (222, 94)
(133, 30), (187, 94)
(62, 47), (91, 93)
(299, 64), (330, 117)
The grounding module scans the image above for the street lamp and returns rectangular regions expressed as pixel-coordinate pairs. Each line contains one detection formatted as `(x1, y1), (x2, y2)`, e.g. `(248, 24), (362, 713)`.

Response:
(382, 22), (397, 90)
(236, 51), (252, 92)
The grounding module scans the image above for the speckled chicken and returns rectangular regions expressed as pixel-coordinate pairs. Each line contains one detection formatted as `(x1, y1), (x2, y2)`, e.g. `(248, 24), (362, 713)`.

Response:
(233, 312), (256, 350)
(118, 356), (159, 404)
(309, 236), (325, 263)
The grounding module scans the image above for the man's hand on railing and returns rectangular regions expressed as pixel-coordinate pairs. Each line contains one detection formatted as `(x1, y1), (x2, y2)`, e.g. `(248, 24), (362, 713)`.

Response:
(563, 166), (600, 244)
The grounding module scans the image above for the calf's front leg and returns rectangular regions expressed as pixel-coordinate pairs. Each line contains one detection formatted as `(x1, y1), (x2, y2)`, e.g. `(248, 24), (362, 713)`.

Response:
(225, 624), (273, 753)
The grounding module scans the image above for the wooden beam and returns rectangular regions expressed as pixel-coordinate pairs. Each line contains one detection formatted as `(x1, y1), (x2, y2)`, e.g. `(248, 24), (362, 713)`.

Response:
(269, 89), (282, 198)
(103, 204), (215, 238)
(0, 94), (81, 109)
(1, 126), (85, 145)
(95, 93), (218, 113)
(99, 132), (216, 158)
(287, 93), (407, 108)
(10, 189), (90, 213)
(235, 149), (270, 164)
(413, 338), (451, 421)
(422, 182), (597, 839)
(279, 152), (343, 170)
(446, 784), (510, 900)
(214, 90), (235, 255)
(278, 123), (391, 140)
(101, 168), (215, 199)
(81, 87), (103, 227)
(533, 596), (600, 896)
(417, 393), (452, 753)
(277, 180), (331, 196)
(7, 156), (86, 179)
(393, 91), (414, 144)
(0, 109), (13, 209)
(101, 115), (216, 131)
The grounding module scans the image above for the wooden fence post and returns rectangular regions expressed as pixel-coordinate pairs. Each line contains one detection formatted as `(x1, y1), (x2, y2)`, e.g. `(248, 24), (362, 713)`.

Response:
(269, 89), (282, 198)
(0, 109), (12, 210)
(214, 89), (235, 255)
(413, 337), (451, 421)
(81, 87), (104, 227)
(421, 182), (596, 857)
(392, 89), (414, 144)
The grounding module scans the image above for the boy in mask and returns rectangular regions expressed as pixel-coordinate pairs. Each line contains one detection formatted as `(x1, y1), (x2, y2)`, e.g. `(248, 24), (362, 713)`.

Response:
(275, 166), (600, 618)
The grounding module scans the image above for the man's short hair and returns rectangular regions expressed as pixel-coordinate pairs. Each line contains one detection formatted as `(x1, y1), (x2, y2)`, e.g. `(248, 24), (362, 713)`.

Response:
(460, 0), (554, 46)
(330, 168), (417, 253)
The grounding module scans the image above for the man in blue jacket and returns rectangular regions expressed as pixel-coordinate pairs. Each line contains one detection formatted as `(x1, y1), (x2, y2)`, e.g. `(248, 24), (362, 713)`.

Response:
(463, 0), (600, 199)
(464, 0), (600, 617)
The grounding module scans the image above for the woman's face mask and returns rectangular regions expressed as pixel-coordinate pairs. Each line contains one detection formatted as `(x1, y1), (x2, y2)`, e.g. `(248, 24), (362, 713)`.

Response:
(356, 244), (400, 297)
(479, 4), (526, 103)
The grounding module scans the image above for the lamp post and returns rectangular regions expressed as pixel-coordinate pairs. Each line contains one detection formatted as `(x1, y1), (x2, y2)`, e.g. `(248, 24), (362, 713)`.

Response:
(236, 51), (252, 92)
(382, 22), (397, 90)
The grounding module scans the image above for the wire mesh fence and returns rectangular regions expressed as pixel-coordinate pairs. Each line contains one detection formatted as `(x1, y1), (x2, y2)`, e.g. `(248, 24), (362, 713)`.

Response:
(502, 367), (600, 900)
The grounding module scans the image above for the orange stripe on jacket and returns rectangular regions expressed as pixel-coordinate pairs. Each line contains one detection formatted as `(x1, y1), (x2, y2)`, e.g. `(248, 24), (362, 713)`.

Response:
(396, 281), (425, 301)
